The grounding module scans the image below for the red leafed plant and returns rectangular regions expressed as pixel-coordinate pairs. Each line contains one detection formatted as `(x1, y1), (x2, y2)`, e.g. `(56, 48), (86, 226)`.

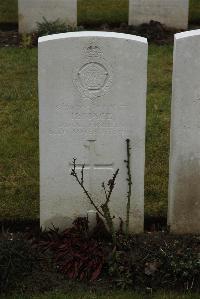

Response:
(36, 217), (105, 281)
(55, 232), (104, 281)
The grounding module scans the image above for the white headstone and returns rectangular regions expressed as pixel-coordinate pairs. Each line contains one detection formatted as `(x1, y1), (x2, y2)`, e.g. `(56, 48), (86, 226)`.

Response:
(39, 32), (147, 233)
(129, 0), (189, 30)
(168, 30), (200, 234)
(18, 0), (77, 33)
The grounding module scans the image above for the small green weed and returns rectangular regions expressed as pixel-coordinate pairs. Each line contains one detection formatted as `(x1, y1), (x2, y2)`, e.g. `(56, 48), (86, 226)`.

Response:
(20, 34), (32, 48)
(37, 18), (83, 36)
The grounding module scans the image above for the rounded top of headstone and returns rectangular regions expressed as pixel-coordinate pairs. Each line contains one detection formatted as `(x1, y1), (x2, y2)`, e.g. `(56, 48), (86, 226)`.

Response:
(38, 31), (147, 44)
(175, 29), (200, 40)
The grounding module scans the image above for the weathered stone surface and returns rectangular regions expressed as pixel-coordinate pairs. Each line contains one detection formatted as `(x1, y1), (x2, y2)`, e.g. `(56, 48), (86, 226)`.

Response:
(129, 0), (189, 29)
(168, 30), (200, 234)
(18, 0), (77, 33)
(39, 32), (147, 232)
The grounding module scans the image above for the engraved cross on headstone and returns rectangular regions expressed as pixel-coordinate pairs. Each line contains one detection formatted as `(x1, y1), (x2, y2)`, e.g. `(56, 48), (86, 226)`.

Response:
(69, 140), (114, 193)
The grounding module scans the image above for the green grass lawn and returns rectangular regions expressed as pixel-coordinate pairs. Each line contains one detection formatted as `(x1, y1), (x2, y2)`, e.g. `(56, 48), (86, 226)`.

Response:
(78, 0), (128, 26)
(145, 44), (172, 216)
(190, 0), (200, 24)
(0, 0), (199, 26)
(0, 0), (128, 26)
(0, 44), (173, 220)
(0, 48), (39, 219)
(0, 0), (18, 24)
(3, 292), (200, 299)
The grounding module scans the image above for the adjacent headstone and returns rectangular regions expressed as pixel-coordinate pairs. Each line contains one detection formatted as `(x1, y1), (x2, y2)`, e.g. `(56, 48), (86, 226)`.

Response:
(129, 0), (189, 30)
(39, 32), (147, 232)
(168, 30), (200, 234)
(18, 0), (77, 33)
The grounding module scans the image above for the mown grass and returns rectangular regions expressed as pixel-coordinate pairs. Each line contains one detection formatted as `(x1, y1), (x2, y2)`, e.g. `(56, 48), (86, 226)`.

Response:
(78, 0), (128, 26)
(0, 0), (18, 24)
(0, 0), (199, 26)
(0, 44), (173, 220)
(0, 0), (128, 27)
(189, 0), (200, 24)
(0, 48), (38, 219)
(3, 292), (200, 299)
(146, 44), (173, 216)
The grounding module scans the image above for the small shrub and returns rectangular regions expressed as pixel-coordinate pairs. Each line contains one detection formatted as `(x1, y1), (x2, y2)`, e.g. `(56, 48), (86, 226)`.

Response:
(36, 218), (106, 281)
(107, 234), (200, 291)
(0, 239), (36, 292)
(136, 20), (169, 42)
(37, 17), (83, 36)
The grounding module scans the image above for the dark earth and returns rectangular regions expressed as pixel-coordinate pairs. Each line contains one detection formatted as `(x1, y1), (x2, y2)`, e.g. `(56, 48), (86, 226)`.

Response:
(1, 222), (199, 295)
(0, 21), (175, 48)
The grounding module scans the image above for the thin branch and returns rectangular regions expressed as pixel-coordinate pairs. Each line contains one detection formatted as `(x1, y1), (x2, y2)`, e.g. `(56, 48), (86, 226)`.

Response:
(125, 139), (132, 236)
(102, 182), (108, 200)
(81, 164), (85, 185)
(105, 169), (119, 204)
(70, 158), (104, 217)
(70, 157), (120, 246)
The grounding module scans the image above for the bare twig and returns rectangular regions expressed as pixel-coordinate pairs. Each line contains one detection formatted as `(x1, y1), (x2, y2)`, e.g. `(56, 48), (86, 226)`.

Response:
(124, 139), (132, 236)
(81, 164), (84, 185)
(105, 169), (119, 204)
(101, 168), (119, 244)
(70, 158), (119, 245)
(70, 158), (104, 217)
(102, 182), (108, 200)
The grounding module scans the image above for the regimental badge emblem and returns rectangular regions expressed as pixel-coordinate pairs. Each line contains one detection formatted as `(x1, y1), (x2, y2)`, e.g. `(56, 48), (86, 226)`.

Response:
(73, 40), (113, 99)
